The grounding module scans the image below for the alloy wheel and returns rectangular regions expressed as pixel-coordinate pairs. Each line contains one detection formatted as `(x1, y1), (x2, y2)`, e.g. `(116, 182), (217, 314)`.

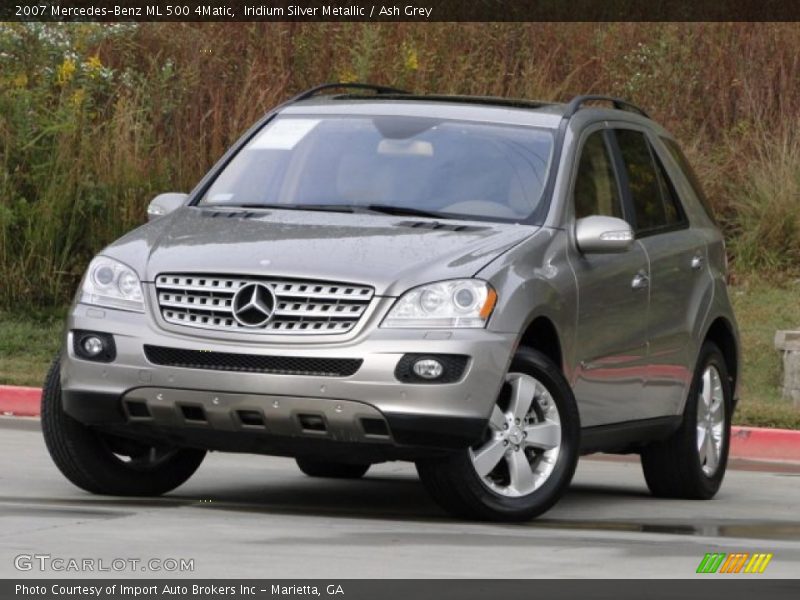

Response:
(469, 372), (561, 497)
(696, 365), (726, 476)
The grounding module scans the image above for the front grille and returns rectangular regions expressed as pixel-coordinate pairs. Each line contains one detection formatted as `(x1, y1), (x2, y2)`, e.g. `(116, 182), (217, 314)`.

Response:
(143, 345), (363, 377)
(155, 274), (374, 335)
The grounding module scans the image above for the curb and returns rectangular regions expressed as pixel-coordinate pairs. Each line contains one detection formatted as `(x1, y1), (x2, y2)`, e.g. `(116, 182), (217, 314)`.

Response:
(729, 425), (800, 463)
(0, 386), (41, 417)
(1, 385), (799, 463)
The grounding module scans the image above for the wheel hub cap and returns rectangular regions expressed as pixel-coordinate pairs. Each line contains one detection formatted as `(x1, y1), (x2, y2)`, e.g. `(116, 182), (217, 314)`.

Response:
(507, 426), (525, 446)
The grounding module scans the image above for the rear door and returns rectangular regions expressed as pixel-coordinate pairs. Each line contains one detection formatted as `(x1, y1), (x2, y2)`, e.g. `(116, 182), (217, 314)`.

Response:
(612, 128), (712, 417)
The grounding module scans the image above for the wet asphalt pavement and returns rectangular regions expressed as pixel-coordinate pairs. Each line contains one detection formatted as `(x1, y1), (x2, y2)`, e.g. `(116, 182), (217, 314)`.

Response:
(1, 417), (799, 578)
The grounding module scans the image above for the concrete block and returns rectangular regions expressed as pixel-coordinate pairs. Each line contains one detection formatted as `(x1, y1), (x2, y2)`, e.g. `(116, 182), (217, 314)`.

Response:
(774, 330), (800, 408)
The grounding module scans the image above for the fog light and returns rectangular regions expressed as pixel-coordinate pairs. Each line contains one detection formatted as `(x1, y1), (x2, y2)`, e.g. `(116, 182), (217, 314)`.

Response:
(395, 354), (469, 384)
(82, 336), (105, 357)
(72, 330), (116, 362)
(412, 359), (444, 380)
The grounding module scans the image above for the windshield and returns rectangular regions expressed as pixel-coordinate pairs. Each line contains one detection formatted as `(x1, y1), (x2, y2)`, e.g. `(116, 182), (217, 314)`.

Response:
(199, 115), (555, 222)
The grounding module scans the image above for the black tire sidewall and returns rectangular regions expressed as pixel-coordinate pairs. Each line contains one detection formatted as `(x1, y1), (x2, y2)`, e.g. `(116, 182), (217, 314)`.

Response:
(683, 342), (733, 495)
(295, 457), (370, 479)
(41, 355), (205, 496)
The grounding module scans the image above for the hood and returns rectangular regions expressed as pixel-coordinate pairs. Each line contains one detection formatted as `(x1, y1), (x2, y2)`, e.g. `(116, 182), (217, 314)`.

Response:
(103, 207), (537, 296)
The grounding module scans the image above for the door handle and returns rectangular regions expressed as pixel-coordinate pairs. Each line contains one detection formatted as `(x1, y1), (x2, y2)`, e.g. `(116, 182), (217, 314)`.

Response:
(691, 254), (705, 270)
(631, 271), (649, 290)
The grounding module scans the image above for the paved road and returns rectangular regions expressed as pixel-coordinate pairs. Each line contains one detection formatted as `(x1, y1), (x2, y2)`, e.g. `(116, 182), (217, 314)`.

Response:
(1, 418), (798, 579)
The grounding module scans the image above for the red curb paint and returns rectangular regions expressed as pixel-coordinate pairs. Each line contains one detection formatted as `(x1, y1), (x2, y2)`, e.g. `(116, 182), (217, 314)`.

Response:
(729, 425), (800, 463)
(0, 385), (42, 417)
(0, 385), (799, 462)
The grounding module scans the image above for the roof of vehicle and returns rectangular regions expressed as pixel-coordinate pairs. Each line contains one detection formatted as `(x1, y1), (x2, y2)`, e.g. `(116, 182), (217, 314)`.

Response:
(277, 85), (655, 130)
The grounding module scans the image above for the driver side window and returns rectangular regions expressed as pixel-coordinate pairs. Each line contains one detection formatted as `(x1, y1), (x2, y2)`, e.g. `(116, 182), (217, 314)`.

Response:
(574, 131), (623, 220)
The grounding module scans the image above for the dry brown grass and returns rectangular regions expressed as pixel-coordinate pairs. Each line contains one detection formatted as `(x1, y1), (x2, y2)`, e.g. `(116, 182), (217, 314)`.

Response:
(2, 22), (800, 307)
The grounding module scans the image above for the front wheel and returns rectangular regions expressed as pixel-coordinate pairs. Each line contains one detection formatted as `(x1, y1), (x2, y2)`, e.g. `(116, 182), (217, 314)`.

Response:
(416, 348), (580, 522)
(640, 341), (733, 499)
(41, 356), (206, 496)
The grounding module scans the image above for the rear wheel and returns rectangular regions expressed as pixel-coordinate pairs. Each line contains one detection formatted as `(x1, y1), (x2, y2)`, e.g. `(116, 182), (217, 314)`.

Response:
(295, 457), (370, 479)
(41, 356), (206, 496)
(640, 342), (732, 499)
(416, 348), (580, 522)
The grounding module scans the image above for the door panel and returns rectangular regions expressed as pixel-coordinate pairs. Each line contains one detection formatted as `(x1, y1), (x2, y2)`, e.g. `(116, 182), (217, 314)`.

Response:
(570, 243), (650, 426)
(567, 128), (650, 427)
(639, 231), (711, 415)
(612, 127), (713, 419)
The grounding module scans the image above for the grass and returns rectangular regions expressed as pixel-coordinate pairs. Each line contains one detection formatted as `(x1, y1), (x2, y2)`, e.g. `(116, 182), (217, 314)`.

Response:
(729, 277), (800, 429)
(2, 277), (798, 428)
(4, 23), (800, 308)
(0, 310), (64, 388)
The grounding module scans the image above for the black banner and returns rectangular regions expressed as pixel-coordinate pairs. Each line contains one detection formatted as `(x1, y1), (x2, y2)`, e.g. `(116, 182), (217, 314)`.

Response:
(4, 0), (800, 22)
(5, 580), (800, 600)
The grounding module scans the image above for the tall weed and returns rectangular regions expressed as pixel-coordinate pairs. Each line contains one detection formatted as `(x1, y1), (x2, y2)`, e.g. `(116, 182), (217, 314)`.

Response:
(2, 22), (800, 308)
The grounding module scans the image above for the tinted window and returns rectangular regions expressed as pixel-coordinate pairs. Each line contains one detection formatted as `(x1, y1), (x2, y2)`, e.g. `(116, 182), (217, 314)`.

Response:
(573, 131), (623, 219)
(660, 137), (716, 223)
(652, 149), (685, 226)
(615, 129), (686, 234)
(615, 129), (665, 232)
(200, 116), (555, 223)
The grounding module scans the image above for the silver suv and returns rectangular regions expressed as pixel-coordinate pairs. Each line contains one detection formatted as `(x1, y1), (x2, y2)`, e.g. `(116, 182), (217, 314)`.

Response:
(42, 84), (740, 521)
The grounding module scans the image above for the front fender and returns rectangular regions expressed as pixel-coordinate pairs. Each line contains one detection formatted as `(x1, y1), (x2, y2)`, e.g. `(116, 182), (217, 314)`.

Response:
(478, 228), (578, 380)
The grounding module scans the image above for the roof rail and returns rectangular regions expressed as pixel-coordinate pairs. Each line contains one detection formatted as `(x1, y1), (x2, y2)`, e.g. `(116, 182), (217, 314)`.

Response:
(564, 95), (649, 119)
(287, 82), (410, 104)
(332, 93), (555, 111)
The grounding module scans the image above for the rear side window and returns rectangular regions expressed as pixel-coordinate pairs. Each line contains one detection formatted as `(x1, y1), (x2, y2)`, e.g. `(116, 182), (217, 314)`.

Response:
(573, 131), (623, 220)
(653, 148), (685, 226)
(660, 137), (716, 223)
(615, 129), (684, 235)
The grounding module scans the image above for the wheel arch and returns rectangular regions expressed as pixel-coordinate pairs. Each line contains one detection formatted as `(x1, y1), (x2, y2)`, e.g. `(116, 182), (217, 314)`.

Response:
(518, 315), (564, 372)
(703, 316), (739, 400)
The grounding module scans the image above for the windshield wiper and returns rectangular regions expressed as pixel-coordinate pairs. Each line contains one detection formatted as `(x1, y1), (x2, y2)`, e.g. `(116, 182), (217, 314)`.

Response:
(358, 204), (449, 219)
(205, 203), (356, 214)
(203, 203), (449, 219)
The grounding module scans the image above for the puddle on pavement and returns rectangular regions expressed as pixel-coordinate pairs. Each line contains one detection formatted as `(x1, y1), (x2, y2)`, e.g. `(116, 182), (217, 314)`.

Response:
(0, 505), (135, 519)
(2, 496), (798, 541)
(0, 495), (190, 508)
(532, 519), (800, 541)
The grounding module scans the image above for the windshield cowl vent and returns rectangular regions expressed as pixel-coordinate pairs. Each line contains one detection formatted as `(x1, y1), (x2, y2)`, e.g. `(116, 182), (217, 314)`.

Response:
(396, 220), (488, 233)
(200, 210), (258, 219)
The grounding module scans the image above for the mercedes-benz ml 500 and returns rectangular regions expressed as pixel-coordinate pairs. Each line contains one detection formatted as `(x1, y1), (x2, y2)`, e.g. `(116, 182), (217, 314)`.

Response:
(42, 84), (740, 521)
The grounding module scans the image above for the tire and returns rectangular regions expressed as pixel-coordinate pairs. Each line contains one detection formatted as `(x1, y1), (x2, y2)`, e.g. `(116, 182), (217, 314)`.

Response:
(640, 341), (732, 499)
(415, 347), (580, 522)
(295, 457), (370, 479)
(41, 356), (206, 496)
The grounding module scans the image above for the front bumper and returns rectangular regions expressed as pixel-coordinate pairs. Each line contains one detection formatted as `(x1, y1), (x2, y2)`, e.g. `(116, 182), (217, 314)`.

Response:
(61, 302), (516, 456)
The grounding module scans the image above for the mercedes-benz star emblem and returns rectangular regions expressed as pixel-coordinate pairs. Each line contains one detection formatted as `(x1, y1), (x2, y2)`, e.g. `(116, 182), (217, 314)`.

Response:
(231, 283), (276, 327)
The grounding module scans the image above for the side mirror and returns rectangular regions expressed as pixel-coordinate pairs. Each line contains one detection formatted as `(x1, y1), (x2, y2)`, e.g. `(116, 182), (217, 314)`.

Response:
(147, 193), (188, 221)
(575, 216), (634, 254)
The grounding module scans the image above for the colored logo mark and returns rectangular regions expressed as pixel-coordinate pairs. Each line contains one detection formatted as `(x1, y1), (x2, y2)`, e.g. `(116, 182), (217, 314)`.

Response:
(696, 552), (773, 574)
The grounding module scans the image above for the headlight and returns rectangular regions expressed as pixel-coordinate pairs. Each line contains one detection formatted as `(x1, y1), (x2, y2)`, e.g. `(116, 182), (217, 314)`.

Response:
(382, 279), (497, 328)
(79, 256), (144, 312)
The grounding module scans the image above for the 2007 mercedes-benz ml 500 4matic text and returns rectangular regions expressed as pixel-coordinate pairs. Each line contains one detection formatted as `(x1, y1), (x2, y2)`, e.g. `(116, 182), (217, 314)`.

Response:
(42, 83), (740, 521)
